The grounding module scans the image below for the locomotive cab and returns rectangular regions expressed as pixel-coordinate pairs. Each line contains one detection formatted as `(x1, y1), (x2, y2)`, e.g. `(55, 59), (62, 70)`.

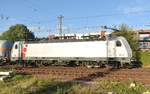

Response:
(114, 37), (132, 66)
(11, 41), (23, 61)
(106, 37), (132, 67)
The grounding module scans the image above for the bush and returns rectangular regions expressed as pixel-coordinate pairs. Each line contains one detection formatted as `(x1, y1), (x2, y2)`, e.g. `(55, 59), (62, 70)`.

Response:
(140, 52), (150, 66)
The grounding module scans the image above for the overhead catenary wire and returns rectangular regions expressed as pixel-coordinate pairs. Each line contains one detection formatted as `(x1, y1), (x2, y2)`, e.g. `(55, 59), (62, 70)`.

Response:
(1, 0), (150, 23)
(64, 10), (150, 20)
(1, 0), (150, 37)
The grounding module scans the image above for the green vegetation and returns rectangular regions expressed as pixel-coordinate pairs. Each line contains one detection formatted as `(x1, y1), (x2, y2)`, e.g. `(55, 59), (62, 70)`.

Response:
(140, 52), (150, 66)
(112, 24), (140, 61)
(0, 74), (79, 94)
(0, 24), (35, 41)
(0, 74), (149, 94)
(0, 74), (55, 94)
(66, 81), (150, 94)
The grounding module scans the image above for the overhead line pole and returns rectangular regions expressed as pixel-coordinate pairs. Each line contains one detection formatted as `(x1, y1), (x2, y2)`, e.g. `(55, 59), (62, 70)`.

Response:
(57, 15), (64, 39)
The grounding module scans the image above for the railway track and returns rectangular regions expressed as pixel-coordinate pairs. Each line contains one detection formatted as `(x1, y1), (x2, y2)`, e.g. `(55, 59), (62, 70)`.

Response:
(1, 65), (150, 85)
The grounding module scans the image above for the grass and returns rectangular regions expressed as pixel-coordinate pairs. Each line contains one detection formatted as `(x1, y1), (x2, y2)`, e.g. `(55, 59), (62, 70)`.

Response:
(0, 73), (80, 94)
(140, 52), (150, 66)
(0, 73), (149, 94)
(65, 81), (150, 94)
(0, 74), (56, 94)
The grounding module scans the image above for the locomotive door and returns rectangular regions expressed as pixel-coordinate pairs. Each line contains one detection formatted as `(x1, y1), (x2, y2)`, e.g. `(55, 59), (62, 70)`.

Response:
(18, 41), (23, 60)
(14, 41), (23, 60)
(107, 41), (116, 58)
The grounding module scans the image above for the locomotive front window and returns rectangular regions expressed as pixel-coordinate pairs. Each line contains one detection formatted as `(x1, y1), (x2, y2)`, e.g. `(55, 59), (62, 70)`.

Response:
(116, 40), (122, 47)
(15, 44), (18, 49)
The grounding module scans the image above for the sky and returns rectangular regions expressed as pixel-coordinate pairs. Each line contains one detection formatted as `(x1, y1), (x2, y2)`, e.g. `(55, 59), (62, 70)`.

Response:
(0, 0), (150, 37)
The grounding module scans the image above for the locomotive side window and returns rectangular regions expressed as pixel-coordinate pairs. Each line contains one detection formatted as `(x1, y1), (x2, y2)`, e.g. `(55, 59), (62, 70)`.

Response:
(116, 40), (122, 47)
(15, 44), (18, 49)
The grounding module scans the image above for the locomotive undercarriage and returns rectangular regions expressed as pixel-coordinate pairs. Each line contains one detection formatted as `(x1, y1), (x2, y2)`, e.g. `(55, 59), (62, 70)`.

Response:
(11, 57), (132, 69)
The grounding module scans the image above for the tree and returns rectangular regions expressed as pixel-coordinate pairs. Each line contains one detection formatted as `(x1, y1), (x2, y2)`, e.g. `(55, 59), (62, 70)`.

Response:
(0, 24), (35, 41)
(112, 24), (140, 61)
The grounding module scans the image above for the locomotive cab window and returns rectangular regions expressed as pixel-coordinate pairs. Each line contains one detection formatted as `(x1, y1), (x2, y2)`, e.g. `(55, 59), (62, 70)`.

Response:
(116, 40), (122, 47)
(15, 44), (18, 49)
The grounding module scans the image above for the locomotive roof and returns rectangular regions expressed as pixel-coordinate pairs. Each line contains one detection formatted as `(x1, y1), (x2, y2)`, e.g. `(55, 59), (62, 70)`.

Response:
(25, 38), (110, 43)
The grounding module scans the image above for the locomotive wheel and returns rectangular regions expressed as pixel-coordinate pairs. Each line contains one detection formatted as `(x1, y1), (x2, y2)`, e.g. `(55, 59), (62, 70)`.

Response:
(123, 63), (132, 69)
(115, 62), (121, 69)
(105, 62), (121, 69)
(105, 64), (113, 69)
(67, 61), (77, 67)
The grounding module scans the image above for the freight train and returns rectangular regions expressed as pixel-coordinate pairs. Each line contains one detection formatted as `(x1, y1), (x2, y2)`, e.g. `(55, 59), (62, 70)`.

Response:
(0, 36), (133, 68)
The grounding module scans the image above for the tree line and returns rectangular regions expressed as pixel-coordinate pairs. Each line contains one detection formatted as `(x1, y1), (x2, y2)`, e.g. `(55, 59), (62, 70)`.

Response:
(0, 24), (35, 41)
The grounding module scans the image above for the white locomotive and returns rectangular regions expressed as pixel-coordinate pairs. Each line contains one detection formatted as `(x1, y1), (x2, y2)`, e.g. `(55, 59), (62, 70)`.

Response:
(9, 36), (132, 68)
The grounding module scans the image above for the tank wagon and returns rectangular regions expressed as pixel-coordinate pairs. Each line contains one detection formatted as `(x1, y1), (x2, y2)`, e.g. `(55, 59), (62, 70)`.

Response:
(0, 40), (13, 63)
(10, 36), (132, 68)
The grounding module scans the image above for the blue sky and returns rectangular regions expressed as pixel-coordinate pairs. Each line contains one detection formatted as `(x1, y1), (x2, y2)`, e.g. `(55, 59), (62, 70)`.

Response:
(1, 0), (150, 37)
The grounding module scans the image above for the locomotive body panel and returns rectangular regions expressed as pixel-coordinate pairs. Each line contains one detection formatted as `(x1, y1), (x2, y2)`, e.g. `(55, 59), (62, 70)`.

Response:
(11, 36), (132, 64)
(27, 41), (107, 58)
